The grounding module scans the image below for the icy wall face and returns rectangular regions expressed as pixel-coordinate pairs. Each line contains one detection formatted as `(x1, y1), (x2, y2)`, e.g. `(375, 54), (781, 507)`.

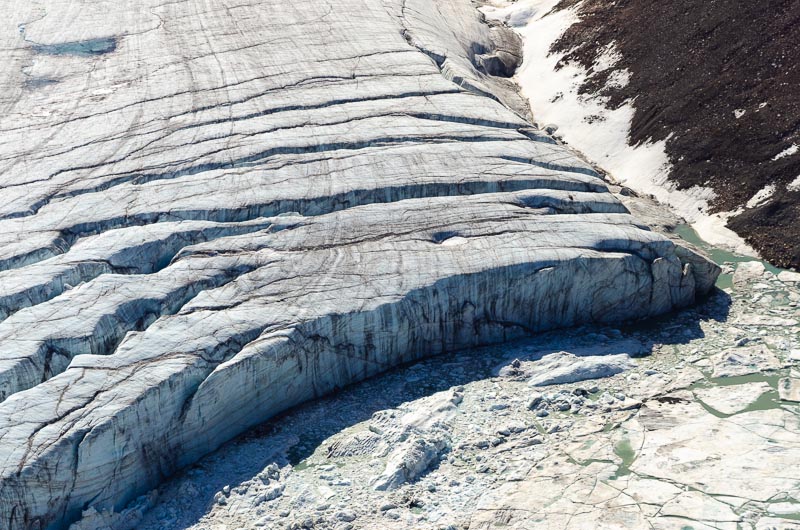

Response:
(0, 1), (717, 528)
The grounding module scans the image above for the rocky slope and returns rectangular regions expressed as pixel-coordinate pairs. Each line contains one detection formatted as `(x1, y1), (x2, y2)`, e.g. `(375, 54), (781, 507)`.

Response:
(0, 1), (717, 529)
(482, 0), (800, 268)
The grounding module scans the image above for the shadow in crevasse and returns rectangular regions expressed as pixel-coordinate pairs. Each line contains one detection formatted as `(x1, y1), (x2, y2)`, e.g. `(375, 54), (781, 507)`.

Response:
(137, 288), (730, 528)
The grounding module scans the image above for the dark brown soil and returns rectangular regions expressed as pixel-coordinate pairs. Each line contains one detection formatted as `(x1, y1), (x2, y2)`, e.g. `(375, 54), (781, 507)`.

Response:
(550, 0), (800, 268)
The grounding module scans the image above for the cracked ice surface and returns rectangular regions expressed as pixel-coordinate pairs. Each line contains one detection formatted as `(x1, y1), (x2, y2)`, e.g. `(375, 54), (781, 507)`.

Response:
(0, 0), (717, 528)
(127, 245), (800, 530)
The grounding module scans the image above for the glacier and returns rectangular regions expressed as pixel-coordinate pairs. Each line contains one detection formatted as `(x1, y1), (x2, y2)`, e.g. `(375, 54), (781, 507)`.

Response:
(0, 0), (717, 528)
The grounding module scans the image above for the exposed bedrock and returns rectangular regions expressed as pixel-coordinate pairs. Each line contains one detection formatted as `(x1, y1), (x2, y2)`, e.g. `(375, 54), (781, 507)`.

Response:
(0, 0), (717, 528)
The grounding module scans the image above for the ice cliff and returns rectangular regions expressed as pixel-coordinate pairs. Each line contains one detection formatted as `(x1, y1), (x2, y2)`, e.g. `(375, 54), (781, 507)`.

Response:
(0, 0), (718, 528)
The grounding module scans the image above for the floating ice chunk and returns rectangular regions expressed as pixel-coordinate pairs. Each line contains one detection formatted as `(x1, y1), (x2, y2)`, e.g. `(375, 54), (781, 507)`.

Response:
(527, 352), (634, 386)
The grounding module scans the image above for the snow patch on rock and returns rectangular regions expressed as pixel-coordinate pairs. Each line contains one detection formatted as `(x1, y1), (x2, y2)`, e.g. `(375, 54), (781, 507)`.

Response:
(746, 184), (777, 208)
(773, 143), (798, 161)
